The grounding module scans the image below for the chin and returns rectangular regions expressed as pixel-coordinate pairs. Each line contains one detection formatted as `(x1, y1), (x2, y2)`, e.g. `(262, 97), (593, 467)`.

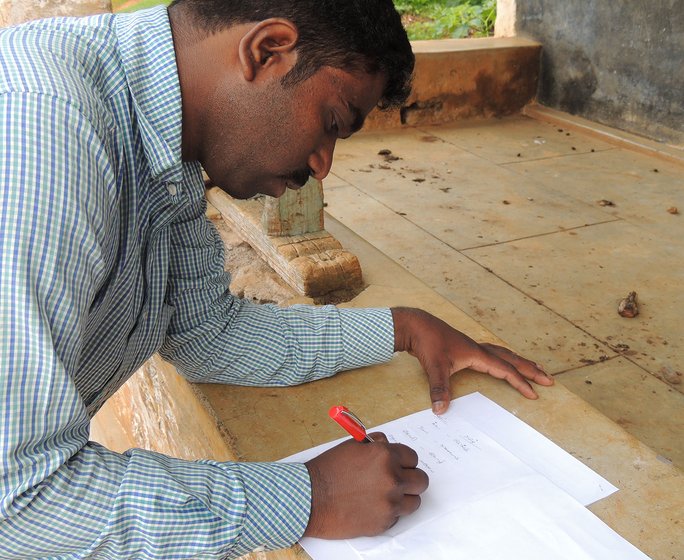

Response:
(209, 172), (287, 199)
(259, 180), (287, 199)
(214, 184), (250, 200)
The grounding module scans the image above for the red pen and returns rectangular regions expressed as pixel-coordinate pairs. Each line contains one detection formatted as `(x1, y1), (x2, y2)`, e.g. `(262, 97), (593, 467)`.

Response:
(329, 405), (374, 443)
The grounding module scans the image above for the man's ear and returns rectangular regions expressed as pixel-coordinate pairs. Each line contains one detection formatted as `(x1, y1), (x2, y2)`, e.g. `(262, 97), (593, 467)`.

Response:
(238, 18), (299, 82)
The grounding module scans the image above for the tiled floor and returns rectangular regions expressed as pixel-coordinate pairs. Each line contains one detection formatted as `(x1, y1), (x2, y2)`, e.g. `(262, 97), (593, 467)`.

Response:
(323, 114), (684, 469)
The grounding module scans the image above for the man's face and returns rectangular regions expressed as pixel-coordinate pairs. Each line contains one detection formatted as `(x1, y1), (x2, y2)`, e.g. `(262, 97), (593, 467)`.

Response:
(199, 66), (387, 199)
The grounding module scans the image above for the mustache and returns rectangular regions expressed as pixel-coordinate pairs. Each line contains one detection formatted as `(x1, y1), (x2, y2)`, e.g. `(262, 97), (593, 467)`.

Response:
(284, 168), (312, 188)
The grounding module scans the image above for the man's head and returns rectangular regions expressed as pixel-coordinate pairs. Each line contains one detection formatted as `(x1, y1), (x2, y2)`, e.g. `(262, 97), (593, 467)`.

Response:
(168, 0), (414, 199)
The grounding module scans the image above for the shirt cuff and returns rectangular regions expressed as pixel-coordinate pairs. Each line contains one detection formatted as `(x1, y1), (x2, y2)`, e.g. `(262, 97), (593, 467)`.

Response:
(230, 461), (312, 554)
(338, 307), (395, 371)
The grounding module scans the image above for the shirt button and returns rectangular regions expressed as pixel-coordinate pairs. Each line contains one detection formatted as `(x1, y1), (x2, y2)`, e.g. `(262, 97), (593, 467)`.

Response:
(166, 182), (178, 196)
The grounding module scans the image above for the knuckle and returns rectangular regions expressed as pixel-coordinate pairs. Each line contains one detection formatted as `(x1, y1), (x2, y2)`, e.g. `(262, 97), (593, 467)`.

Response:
(373, 443), (393, 462)
(430, 384), (448, 395)
(405, 446), (419, 466)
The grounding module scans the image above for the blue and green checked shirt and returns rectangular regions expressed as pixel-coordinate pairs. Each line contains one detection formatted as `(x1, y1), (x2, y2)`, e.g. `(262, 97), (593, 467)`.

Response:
(0, 6), (394, 558)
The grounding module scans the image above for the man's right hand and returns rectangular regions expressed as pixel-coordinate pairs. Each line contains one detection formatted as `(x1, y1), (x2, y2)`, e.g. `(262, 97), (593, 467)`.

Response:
(303, 433), (429, 539)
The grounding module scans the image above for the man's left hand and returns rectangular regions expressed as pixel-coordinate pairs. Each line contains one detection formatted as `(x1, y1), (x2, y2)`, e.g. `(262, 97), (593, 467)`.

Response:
(391, 307), (554, 414)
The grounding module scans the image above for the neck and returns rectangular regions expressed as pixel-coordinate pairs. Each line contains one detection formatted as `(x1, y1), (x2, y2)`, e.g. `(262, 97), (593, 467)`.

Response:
(168, 5), (206, 161)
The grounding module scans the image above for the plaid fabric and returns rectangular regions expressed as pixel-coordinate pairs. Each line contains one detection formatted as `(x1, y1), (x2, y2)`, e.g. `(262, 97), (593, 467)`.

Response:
(0, 7), (394, 558)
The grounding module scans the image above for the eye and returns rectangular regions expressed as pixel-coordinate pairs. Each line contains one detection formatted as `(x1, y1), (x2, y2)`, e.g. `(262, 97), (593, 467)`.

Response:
(330, 113), (340, 135)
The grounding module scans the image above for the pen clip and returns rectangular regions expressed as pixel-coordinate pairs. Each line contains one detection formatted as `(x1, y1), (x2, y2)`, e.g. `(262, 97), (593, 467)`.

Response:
(329, 405), (374, 442)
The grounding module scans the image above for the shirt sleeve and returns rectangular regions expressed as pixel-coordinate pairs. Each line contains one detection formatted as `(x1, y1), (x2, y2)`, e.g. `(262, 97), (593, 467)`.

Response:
(0, 92), (312, 558)
(159, 194), (395, 386)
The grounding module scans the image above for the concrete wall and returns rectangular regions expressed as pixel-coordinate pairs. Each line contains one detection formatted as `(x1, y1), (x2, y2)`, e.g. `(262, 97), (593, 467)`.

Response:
(0, 0), (111, 27)
(497, 0), (684, 145)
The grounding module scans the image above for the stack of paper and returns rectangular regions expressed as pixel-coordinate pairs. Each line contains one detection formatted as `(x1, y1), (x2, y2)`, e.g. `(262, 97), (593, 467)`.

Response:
(282, 392), (650, 559)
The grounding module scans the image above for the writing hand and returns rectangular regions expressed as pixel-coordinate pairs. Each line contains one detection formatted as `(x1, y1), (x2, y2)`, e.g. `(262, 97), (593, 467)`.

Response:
(304, 433), (429, 538)
(392, 307), (554, 414)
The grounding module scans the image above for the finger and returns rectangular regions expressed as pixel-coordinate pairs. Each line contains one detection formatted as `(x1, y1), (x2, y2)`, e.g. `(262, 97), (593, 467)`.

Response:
(425, 365), (451, 415)
(482, 344), (554, 386)
(397, 494), (422, 517)
(472, 352), (538, 399)
(391, 443), (419, 468)
(401, 466), (429, 496)
(367, 431), (388, 443)
(501, 366), (537, 398)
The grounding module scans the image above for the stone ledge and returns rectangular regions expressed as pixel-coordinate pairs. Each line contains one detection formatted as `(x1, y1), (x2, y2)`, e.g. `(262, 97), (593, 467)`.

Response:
(524, 104), (684, 168)
(365, 37), (542, 130)
(0, 0), (111, 27)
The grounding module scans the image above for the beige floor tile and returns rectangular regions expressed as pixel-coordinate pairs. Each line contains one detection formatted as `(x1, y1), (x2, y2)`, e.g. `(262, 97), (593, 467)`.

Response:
(504, 148), (684, 236)
(464, 221), (684, 392)
(330, 128), (613, 249)
(417, 115), (615, 164)
(556, 357), (684, 470)
(325, 185), (615, 373)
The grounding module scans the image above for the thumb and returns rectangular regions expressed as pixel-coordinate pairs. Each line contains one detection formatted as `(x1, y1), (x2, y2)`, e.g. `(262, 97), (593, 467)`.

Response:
(427, 367), (451, 415)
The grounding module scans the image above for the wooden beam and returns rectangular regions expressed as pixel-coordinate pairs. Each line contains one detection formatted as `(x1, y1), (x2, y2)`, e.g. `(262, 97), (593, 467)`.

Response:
(262, 177), (324, 236)
(206, 186), (363, 297)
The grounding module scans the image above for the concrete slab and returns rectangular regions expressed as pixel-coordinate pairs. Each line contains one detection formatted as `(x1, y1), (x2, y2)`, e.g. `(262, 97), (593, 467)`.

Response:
(556, 357), (684, 469)
(464, 221), (684, 394)
(324, 184), (615, 374)
(330, 126), (614, 249)
(418, 114), (616, 164)
(504, 147), (684, 237)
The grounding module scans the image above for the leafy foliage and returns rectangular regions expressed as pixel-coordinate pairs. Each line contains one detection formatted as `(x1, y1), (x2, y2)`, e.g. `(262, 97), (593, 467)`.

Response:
(112, 0), (496, 40)
(395, 0), (497, 40)
(111, 0), (171, 12)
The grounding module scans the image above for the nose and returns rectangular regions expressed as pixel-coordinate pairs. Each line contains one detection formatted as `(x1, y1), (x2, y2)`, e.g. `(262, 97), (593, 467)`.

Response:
(307, 134), (336, 181)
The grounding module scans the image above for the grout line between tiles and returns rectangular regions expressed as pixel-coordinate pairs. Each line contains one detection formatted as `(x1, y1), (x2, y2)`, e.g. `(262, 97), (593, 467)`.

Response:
(457, 218), (623, 251)
(412, 126), (617, 167)
(497, 147), (618, 166)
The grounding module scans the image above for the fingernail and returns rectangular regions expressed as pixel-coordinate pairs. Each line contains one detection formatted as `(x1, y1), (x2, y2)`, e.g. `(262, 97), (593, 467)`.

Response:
(432, 401), (447, 415)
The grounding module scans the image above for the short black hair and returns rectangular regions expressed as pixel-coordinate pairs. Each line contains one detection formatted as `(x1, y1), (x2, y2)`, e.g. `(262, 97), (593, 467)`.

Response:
(168, 0), (414, 109)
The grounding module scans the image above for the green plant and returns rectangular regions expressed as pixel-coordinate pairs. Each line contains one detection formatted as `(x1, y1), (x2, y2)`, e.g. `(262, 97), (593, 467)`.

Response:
(395, 0), (497, 40)
(111, 0), (171, 13)
(112, 0), (496, 40)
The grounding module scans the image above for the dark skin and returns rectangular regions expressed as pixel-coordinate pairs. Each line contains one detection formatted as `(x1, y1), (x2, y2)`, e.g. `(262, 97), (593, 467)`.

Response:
(168, 6), (553, 540)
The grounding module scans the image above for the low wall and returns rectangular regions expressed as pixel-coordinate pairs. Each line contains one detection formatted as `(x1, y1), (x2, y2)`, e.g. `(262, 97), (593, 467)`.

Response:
(0, 0), (111, 27)
(364, 37), (541, 130)
(497, 0), (684, 145)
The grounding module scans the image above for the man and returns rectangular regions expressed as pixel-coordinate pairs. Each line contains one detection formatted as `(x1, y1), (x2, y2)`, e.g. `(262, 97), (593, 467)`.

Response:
(0, 0), (553, 557)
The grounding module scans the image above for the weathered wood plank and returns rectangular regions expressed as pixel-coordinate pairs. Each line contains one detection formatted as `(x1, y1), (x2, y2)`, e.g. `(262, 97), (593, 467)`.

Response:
(206, 187), (363, 297)
(262, 177), (324, 236)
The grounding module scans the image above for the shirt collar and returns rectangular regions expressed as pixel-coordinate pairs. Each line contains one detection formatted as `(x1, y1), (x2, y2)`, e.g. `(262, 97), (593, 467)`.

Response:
(115, 6), (184, 184)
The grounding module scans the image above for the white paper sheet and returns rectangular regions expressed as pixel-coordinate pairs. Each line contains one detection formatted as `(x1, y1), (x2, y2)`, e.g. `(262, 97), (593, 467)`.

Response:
(281, 392), (649, 560)
(449, 392), (618, 505)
